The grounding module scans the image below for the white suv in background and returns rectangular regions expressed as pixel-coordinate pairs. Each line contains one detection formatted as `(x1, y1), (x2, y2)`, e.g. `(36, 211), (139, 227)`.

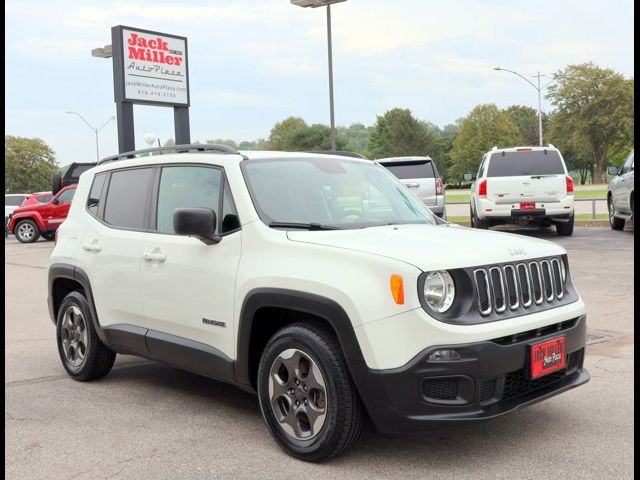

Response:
(468, 145), (575, 235)
(48, 145), (588, 462)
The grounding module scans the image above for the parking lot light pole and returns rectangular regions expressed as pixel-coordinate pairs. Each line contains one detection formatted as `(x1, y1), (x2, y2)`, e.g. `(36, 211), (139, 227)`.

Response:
(494, 67), (545, 146)
(291, 0), (346, 151)
(66, 111), (115, 161)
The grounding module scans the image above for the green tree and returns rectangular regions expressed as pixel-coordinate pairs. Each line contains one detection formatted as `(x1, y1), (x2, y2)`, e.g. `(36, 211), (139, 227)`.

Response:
(337, 123), (373, 155)
(503, 105), (548, 146)
(546, 62), (634, 183)
(286, 124), (347, 151)
(367, 108), (437, 159)
(5, 135), (58, 193)
(448, 104), (520, 183)
(267, 116), (308, 150)
(428, 121), (459, 182)
(238, 139), (269, 150)
(163, 138), (175, 147)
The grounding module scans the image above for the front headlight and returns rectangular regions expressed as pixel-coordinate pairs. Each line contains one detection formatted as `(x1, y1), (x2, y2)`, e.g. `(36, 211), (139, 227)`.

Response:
(423, 271), (455, 313)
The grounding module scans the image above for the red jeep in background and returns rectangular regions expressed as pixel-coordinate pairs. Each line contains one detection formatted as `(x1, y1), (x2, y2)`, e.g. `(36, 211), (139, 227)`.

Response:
(8, 185), (77, 243)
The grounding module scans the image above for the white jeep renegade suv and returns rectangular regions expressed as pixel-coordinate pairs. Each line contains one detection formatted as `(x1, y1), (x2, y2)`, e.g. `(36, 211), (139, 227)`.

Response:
(469, 145), (575, 235)
(48, 144), (589, 462)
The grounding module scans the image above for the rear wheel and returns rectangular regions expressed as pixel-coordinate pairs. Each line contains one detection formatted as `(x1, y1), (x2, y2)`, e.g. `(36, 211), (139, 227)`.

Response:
(257, 323), (365, 462)
(608, 197), (625, 231)
(556, 214), (575, 236)
(471, 205), (489, 229)
(15, 219), (40, 243)
(56, 291), (116, 381)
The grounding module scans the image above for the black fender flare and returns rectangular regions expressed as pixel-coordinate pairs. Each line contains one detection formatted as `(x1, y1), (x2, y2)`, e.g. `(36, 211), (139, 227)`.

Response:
(48, 263), (110, 345)
(235, 288), (370, 391)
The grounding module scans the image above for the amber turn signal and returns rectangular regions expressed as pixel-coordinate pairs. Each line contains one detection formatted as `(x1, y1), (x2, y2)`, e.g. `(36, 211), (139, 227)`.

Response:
(390, 274), (404, 305)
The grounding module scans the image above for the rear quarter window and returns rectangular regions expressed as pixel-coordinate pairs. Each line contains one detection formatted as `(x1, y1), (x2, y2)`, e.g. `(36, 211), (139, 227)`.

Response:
(381, 161), (435, 179)
(487, 151), (566, 177)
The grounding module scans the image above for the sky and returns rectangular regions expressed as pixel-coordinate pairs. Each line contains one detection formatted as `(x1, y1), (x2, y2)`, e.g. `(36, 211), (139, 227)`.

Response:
(5, 0), (635, 166)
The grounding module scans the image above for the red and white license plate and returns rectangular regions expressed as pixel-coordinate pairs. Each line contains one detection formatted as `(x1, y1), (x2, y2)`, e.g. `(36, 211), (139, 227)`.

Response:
(530, 337), (566, 379)
(519, 201), (536, 211)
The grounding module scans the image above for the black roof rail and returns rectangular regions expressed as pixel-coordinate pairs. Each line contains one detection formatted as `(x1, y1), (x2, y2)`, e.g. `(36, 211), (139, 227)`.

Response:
(97, 143), (244, 165)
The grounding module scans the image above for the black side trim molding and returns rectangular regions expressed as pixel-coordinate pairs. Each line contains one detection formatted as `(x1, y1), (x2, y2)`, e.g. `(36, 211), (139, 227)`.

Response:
(145, 329), (234, 382)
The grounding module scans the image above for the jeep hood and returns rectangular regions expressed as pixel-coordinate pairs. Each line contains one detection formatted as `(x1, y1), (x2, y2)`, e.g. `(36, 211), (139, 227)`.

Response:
(286, 224), (566, 271)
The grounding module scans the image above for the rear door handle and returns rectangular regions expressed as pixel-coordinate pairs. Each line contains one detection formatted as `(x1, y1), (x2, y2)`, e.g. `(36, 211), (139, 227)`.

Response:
(142, 251), (166, 262)
(81, 241), (102, 252)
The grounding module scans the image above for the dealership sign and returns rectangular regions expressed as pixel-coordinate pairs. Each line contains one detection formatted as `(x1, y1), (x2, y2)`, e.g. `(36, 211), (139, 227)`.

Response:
(118, 27), (189, 106)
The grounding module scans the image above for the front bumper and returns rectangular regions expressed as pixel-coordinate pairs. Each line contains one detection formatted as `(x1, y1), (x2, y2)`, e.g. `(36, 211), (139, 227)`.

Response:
(353, 314), (589, 434)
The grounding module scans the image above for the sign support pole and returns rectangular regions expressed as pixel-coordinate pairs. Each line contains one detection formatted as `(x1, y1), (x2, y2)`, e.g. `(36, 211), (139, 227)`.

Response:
(174, 106), (190, 145)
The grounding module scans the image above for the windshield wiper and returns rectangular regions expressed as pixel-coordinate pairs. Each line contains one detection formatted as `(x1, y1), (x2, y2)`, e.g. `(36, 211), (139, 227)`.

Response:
(268, 222), (340, 230)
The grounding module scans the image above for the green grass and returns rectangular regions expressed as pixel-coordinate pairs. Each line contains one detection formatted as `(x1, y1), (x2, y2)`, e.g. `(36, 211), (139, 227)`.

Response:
(445, 189), (606, 204)
(447, 213), (608, 223)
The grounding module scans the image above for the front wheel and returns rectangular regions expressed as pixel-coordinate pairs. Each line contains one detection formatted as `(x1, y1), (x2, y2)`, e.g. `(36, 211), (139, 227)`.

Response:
(608, 197), (625, 231)
(257, 323), (365, 462)
(15, 219), (40, 243)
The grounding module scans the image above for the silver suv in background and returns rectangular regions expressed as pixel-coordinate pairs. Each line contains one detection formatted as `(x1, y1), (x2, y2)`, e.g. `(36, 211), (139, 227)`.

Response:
(607, 148), (634, 230)
(378, 156), (446, 218)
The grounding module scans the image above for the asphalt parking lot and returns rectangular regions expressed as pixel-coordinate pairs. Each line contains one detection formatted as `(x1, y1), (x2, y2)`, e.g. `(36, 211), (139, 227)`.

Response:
(5, 226), (634, 479)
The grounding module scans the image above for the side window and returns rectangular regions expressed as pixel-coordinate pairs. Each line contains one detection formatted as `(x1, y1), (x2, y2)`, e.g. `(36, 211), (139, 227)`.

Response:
(477, 156), (486, 179)
(620, 153), (633, 174)
(56, 188), (76, 204)
(104, 168), (153, 229)
(87, 173), (107, 217)
(221, 180), (240, 233)
(156, 166), (222, 234)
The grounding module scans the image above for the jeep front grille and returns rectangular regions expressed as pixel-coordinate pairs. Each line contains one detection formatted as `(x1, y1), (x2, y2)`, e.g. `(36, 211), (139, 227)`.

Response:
(474, 257), (567, 316)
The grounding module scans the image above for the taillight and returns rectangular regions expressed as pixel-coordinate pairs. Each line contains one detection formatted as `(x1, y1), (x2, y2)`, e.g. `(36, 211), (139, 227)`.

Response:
(435, 178), (444, 196)
(478, 179), (487, 197)
(566, 176), (574, 194)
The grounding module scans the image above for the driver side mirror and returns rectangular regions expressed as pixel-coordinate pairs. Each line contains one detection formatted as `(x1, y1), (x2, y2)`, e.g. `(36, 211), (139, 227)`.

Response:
(51, 197), (60, 205)
(174, 208), (221, 245)
(607, 166), (619, 176)
(463, 173), (475, 182)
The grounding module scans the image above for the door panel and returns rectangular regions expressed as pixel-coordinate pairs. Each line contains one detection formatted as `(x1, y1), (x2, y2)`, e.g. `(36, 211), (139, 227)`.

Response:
(140, 231), (241, 359)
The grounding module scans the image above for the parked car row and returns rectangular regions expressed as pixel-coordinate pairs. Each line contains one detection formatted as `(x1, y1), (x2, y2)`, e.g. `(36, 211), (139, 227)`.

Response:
(5, 147), (633, 244)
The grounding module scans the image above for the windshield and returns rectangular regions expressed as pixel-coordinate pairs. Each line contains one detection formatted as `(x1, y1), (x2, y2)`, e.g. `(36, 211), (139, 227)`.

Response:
(487, 151), (565, 177)
(242, 157), (437, 229)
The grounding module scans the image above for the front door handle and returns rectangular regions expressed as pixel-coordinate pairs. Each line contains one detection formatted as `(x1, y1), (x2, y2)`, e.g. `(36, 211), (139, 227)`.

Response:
(405, 182), (420, 188)
(81, 241), (102, 252)
(142, 251), (166, 262)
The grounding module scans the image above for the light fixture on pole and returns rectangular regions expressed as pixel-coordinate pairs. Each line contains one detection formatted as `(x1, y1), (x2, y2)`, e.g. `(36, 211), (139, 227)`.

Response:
(291, 0), (347, 151)
(493, 66), (546, 146)
(66, 111), (115, 161)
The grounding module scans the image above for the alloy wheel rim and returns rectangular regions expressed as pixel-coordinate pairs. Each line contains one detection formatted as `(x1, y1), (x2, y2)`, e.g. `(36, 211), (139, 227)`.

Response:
(268, 348), (328, 441)
(609, 199), (615, 225)
(61, 306), (88, 367)
(17, 223), (34, 240)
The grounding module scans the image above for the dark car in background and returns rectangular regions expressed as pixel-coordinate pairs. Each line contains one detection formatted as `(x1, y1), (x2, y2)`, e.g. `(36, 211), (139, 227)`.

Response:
(52, 162), (96, 194)
(377, 156), (446, 219)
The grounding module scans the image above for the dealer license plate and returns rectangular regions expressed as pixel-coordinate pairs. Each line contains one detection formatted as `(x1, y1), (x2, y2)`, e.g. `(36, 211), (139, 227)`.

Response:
(530, 337), (566, 379)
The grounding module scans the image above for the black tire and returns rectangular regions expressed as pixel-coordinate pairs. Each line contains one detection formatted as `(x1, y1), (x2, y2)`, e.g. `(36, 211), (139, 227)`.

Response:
(42, 232), (55, 241)
(56, 291), (116, 381)
(470, 205), (489, 229)
(608, 197), (625, 231)
(14, 219), (41, 243)
(257, 322), (365, 462)
(556, 214), (575, 236)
